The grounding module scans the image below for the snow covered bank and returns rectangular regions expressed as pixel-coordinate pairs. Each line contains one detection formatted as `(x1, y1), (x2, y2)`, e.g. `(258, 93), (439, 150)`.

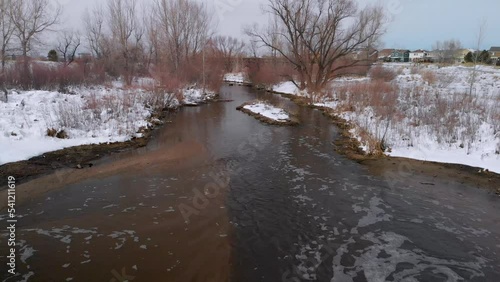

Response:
(278, 63), (500, 173)
(272, 81), (301, 95)
(223, 73), (250, 84)
(182, 88), (217, 105)
(0, 86), (215, 165)
(237, 101), (298, 125)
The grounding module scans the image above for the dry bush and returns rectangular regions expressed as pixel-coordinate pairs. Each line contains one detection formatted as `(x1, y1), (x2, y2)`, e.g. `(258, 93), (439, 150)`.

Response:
(395, 67), (404, 76)
(0, 61), (24, 87)
(331, 57), (372, 77)
(56, 65), (86, 91)
(329, 80), (400, 153)
(84, 60), (107, 85)
(1, 60), (93, 90)
(247, 59), (296, 88)
(410, 66), (420, 74)
(420, 70), (437, 85)
(31, 63), (59, 89)
(357, 127), (385, 155)
(52, 90), (145, 136)
(141, 86), (180, 110)
(150, 65), (184, 93)
(329, 70), (498, 156)
(331, 85), (353, 111)
(203, 56), (226, 92)
(333, 85), (349, 101)
(369, 65), (397, 82)
(248, 62), (281, 87)
(149, 51), (225, 95)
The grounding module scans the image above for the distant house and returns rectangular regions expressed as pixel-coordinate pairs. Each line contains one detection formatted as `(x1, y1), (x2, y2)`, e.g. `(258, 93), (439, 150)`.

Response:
(391, 49), (410, 62)
(455, 48), (475, 63)
(351, 47), (379, 62)
(489, 47), (500, 61)
(378, 49), (393, 62)
(409, 50), (431, 63)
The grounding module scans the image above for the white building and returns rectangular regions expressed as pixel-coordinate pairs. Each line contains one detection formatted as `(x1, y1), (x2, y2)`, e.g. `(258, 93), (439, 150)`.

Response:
(409, 50), (431, 62)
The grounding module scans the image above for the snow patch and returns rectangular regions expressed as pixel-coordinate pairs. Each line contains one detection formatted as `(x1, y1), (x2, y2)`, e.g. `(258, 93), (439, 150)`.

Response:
(243, 102), (291, 122)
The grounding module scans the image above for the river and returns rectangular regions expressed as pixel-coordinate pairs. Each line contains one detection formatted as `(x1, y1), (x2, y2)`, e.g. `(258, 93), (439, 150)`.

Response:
(1, 85), (499, 282)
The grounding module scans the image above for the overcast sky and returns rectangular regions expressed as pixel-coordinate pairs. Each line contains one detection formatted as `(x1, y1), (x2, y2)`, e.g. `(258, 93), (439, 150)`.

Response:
(56, 0), (499, 51)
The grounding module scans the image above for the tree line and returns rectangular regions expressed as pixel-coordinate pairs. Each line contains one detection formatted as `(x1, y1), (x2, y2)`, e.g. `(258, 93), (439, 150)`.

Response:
(0, 0), (389, 97)
(0, 0), (249, 92)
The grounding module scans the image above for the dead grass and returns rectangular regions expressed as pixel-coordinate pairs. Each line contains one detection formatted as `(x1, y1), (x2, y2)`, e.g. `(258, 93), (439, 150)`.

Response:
(420, 70), (437, 85)
(369, 65), (397, 82)
(323, 68), (499, 156)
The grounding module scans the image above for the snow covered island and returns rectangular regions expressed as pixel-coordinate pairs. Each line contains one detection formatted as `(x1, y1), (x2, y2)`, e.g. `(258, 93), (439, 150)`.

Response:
(237, 101), (299, 126)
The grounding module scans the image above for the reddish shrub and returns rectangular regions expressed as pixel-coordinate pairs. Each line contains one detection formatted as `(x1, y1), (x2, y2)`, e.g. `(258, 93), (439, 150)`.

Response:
(247, 59), (296, 88)
(31, 62), (59, 89)
(332, 57), (372, 78)
(420, 70), (436, 85)
(369, 65), (397, 82)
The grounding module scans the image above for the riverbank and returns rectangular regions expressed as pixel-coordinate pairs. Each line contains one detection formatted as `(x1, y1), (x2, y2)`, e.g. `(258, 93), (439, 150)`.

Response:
(2, 84), (499, 282)
(362, 156), (500, 194)
(0, 139), (207, 210)
(0, 86), (218, 186)
(256, 64), (500, 175)
(224, 77), (500, 192)
(0, 109), (170, 186)
(283, 91), (500, 193)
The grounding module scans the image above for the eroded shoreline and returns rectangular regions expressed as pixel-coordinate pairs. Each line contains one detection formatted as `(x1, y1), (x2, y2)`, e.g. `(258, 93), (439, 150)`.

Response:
(268, 89), (500, 193)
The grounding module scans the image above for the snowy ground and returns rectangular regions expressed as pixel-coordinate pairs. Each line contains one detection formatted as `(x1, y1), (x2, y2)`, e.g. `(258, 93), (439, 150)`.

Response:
(223, 73), (250, 84)
(243, 102), (291, 123)
(0, 85), (213, 165)
(183, 88), (217, 105)
(272, 81), (301, 95)
(272, 64), (500, 173)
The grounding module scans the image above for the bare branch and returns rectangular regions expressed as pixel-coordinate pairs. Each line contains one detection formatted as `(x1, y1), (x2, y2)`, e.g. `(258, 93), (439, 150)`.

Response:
(9, 0), (62, 57)
(246, 0), (386, 93)
(56, 30), (81, 66)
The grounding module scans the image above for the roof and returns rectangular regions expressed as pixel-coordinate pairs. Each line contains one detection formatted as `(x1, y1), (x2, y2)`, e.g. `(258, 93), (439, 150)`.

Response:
(411, 49), (428, 53)
(392, 49), (410, 53)
(379, 48), (393, 53)
(489, 47), (500, 52)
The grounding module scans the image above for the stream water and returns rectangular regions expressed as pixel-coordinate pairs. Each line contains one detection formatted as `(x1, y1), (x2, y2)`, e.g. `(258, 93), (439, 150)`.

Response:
(1, 85), (499, 282)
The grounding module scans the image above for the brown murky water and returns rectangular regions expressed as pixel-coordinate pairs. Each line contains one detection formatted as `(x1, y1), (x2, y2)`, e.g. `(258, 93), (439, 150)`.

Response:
(1, 85), (500, 282)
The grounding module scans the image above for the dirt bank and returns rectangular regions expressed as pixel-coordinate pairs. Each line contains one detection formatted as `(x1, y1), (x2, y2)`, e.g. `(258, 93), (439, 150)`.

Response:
(268, 89), (500, 193)
(0, 109), (175, 186)
(361, 156), (500, 193)
(0, 140), (207, 210)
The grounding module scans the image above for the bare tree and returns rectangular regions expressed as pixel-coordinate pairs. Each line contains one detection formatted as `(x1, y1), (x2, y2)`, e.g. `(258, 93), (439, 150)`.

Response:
(0, 0), (14, 71)
(107, 0), (144, 85)
(9, 0), (62, 60)
(246, 0), (385, 94)
(56, 30), (81, 65)
(9, 0), (62, 87)
(433, 39), (462, 64)
(83, 4), (106, 58)
(0, 0), (14, 102)
(143, 4), (160, 69)
(469, 22), (486, 96)
(247, 39), (260, 58)
(153, 0), (213, 72)
(211, 35), (245, 72)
